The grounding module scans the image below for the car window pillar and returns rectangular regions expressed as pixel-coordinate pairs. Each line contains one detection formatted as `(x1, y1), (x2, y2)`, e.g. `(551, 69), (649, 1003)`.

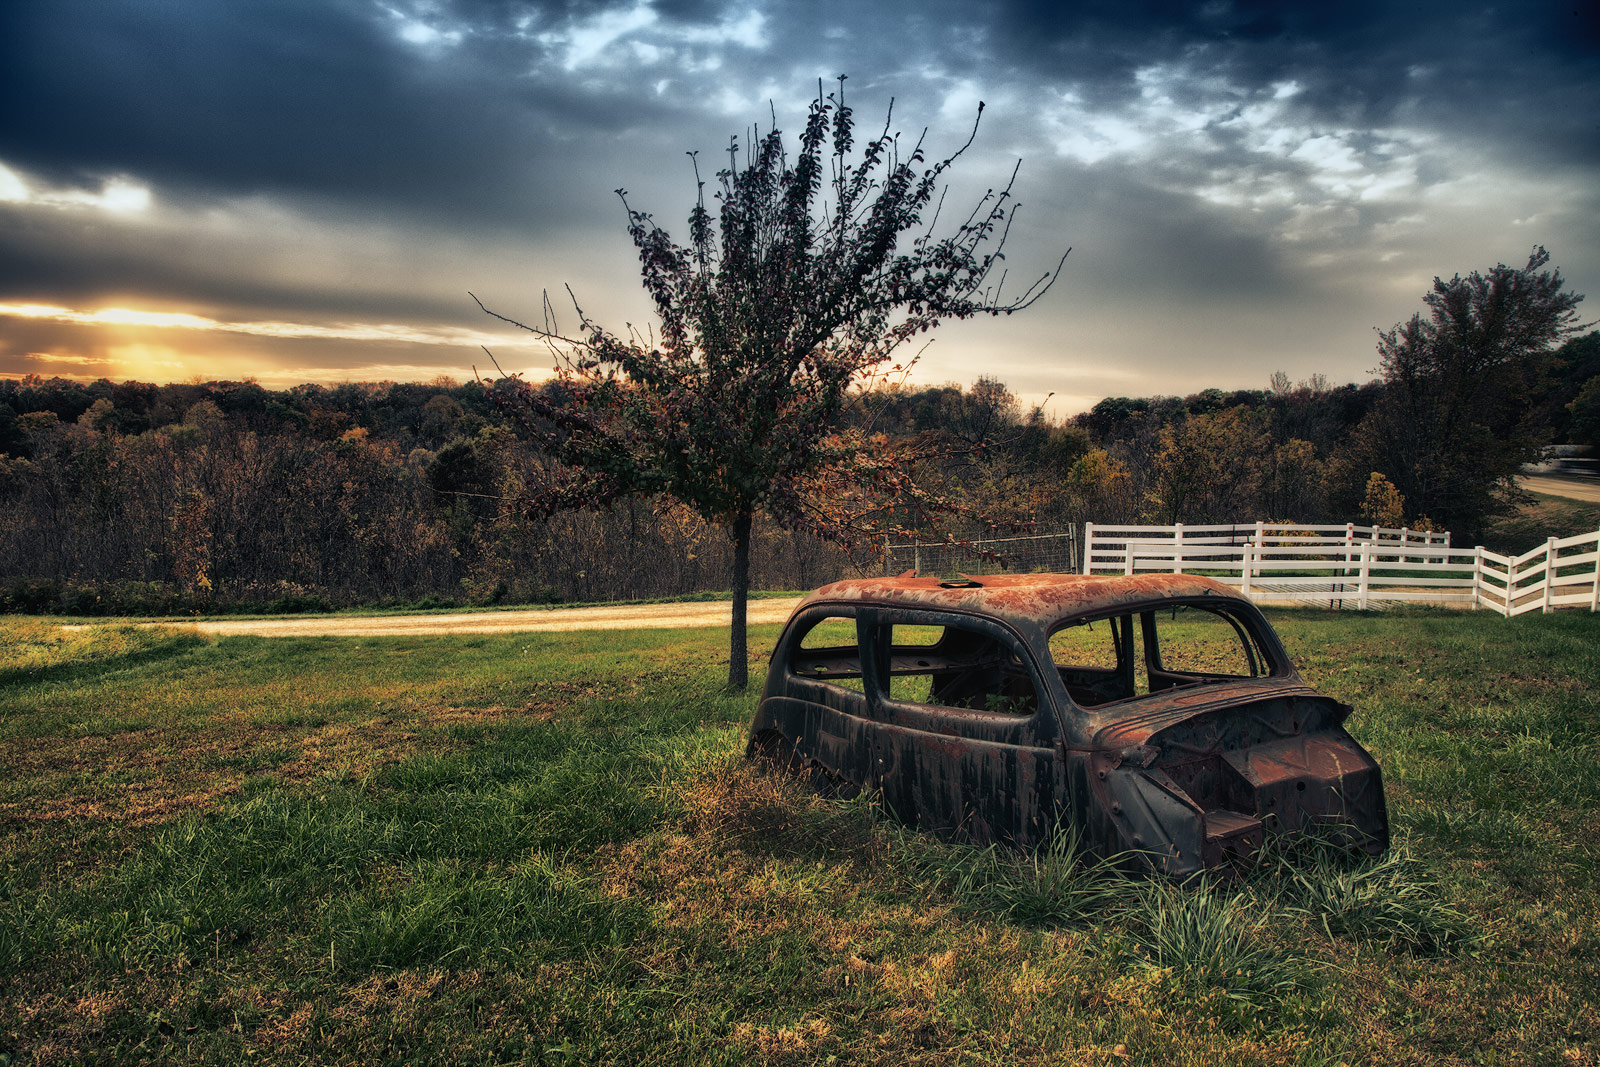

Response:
(1116, 614), (1137, 698)
(856, 608), (889, 705)
(1140, 609), (1161, 676)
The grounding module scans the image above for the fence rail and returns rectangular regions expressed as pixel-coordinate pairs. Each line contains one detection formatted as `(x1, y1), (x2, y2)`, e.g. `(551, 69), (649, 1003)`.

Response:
(1082, 521), (1599, 615)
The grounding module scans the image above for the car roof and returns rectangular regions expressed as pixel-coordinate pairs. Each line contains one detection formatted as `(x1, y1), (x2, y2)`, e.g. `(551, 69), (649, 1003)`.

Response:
(797, 572), (1247, 630)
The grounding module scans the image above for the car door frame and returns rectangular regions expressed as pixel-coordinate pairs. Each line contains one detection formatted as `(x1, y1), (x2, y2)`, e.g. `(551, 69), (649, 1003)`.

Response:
(856, 604), (1067, 846)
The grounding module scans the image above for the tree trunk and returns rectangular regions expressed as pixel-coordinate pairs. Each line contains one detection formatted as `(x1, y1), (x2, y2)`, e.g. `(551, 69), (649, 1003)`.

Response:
(728, 509), (752, 690)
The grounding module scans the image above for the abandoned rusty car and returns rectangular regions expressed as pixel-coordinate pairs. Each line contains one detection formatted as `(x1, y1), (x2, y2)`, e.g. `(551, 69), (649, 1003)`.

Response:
(746, 573), (1389, 876)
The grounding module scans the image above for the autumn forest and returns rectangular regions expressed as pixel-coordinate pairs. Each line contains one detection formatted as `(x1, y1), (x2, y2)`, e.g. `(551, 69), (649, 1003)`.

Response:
(2, 322), (1595, 616)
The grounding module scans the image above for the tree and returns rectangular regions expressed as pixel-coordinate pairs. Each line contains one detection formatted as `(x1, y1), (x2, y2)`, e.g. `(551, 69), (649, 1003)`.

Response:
(1541, 331), (1600, 444)
(478, 79), (1065, 688)
(1349, 247), (1586, 538)
(1360, 472), (1405, 528)
(1150, 407), (1270, 524)
(1064, 448), (1138, 525)
(1570, 376), (1600, 450)
(1263, 437), (1325, 521)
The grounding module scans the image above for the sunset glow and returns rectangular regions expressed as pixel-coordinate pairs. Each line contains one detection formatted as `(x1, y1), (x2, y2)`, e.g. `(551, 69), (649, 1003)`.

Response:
(0, 302), (547, 347)
(2, 1), (1596, 405)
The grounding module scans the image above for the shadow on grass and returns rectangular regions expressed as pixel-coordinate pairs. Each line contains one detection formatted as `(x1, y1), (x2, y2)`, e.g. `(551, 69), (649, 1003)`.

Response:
(0, 630), (209, 692)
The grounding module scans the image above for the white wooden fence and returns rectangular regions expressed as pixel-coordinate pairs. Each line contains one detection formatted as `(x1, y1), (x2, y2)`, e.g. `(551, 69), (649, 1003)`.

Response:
(1082, 522), (1600, 615)
(1477, 533), (1600, 616)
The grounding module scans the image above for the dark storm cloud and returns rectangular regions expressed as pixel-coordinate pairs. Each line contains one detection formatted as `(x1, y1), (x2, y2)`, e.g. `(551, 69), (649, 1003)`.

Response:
(4, 0), (1596, 219)
(1053, 165), (1292, 300)
(985, 0), (1600, 170)
(0, 0), (797, 323)
(4, 3), (441, 191)
(1, 0), (1597, 397)
(0, 0), (720, 229)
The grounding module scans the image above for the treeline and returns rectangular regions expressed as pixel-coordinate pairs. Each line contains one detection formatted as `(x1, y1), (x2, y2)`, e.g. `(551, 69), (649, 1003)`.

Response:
(0, 375), (869, 613)
(1066, 329), (1599, 540)
(2, 326), (1595, 613)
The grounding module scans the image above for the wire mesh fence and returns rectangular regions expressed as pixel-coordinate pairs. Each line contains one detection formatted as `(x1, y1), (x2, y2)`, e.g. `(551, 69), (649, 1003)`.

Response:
(883, 530), (1080, 577)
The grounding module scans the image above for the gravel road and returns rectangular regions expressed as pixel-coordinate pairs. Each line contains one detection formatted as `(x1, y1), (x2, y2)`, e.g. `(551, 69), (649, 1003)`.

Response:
(1519, 474), (1600, 505)
(166, 597), (808, 637)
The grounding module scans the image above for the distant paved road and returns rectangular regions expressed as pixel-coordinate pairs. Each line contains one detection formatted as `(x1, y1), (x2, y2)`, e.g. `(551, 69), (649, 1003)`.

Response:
(135, 597), (807, 638)
(1520, 475), (1600, 505)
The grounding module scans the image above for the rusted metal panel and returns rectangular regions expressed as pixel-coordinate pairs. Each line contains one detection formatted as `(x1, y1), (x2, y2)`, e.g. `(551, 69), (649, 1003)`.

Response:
(798, 572), (1246, 630)
(748, 573), (1390, 876)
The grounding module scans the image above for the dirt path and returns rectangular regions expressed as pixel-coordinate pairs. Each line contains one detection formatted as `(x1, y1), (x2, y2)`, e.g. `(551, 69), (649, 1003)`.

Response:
(1520, 474), (1600, 504)
(157, 597), (808, 638)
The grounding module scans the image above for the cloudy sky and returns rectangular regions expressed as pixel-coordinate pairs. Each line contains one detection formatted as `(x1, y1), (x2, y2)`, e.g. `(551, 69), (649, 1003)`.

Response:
(2, 0), (1597, 413)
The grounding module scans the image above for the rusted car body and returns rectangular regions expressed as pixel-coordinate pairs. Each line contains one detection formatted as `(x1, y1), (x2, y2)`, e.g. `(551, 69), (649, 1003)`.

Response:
(746, 573), (1388, 876)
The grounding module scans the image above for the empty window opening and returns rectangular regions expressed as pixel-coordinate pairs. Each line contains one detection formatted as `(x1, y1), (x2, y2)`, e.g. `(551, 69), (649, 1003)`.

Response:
(883, 622), (1039, 715)
(1149, 604), (1266, 689)
(1050, 614), (1143, 707)
(791, 614), (865, 692)
(1049, 603), (1274, 708)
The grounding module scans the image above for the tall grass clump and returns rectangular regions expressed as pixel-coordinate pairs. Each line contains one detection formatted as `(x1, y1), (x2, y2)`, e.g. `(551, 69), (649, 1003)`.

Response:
(1121, 878), (1305, 1007)
(1273, 836), (1475, 955)
(0, 890), (61, 977)
(915, 825), (1121, 927)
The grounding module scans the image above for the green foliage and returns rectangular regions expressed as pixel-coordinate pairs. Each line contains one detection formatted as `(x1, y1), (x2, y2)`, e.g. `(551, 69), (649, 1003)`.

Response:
(1353, 248), (1587, 537)
(1569, 374), (1600, 449)
(1360, 471), (1405, 528)
(1065, 447), (1137, 523)
(1151, 406), (1270, 523)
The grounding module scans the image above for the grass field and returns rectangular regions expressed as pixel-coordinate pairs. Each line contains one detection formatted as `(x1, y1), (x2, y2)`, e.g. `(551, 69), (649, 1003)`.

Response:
(1, 608), (1596, 1065)
(1488, 491), (1600, 555)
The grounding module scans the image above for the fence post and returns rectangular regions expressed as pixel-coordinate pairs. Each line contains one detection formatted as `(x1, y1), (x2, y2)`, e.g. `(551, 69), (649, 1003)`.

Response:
(1591, 529), (1599, 613)
(1473, 545), (1484, 610)
(1543, 536), (1557, 613)
(1082, 523), (1094, 574)
(1241, 543), (1253, 597)
(1252, 521), (1264, 581)
(913, 541), (920, 575)
(1358, 542), (1372, 610)
(1124, 543), (1134, 576)
(1173, 523), (1184, 575)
